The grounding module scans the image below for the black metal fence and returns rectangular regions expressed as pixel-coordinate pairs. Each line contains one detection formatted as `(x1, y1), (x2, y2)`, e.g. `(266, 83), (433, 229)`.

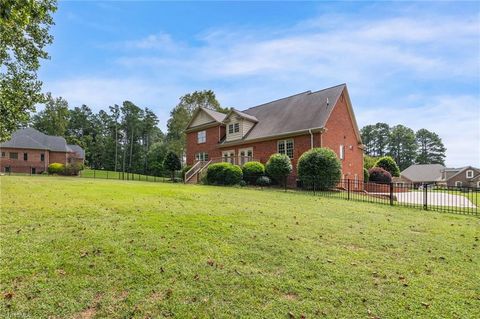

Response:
(302, 179), (478, 215)
(0, 167), (182, 183)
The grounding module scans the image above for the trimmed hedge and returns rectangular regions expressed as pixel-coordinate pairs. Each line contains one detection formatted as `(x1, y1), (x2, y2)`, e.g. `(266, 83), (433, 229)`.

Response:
(368, 167), (392, 184)
(374, 156), (400, 177)
(65, 162), (84, 175)
(48, 163), (65, 175)
(297, 147), (342, 190)
(242, 161), (265, 184)
(205, 162), (243, 185)
(265, 154), (292, 185)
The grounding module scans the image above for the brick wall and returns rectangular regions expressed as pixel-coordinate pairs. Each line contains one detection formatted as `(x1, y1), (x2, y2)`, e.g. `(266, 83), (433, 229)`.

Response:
(322, 91), (364, 182)
(186, 125), (225, 165)
(0, 148), (49, 173)
(50, 151), (68, 165)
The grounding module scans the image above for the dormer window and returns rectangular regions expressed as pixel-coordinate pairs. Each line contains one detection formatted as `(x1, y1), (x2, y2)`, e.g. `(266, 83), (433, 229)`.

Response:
(228, 123), (240, 134)
(466, 170), (474, 178)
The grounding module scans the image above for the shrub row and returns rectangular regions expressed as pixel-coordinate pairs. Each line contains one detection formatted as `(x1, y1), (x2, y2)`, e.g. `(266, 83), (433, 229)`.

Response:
(47, 162), (84, 175)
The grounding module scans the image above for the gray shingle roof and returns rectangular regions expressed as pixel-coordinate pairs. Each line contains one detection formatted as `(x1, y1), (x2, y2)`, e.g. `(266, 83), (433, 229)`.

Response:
(0, 128), (84, 158)
(67, 144), (85, 158)
(238, 84), (346, 141)
(401, 164), (445, 182)
(201, 108), (227, 123)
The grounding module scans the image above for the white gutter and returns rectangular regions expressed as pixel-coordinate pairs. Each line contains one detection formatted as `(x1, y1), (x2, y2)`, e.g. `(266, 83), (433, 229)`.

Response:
(308, 129), (313, 149)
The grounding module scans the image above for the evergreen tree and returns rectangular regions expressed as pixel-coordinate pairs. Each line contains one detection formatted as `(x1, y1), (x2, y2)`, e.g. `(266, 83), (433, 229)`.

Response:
(32, 93), (70, 136)
(415, 128), (446, 165)
(388, 125), (417, 170)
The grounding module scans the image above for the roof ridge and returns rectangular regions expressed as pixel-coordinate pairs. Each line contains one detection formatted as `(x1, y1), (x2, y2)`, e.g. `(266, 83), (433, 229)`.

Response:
(241, 90), (312, 112)
(308, 83), (346, 95)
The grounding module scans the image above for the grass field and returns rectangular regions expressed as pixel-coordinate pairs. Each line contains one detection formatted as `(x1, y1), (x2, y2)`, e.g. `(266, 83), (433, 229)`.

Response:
(1, 176), (479, 318)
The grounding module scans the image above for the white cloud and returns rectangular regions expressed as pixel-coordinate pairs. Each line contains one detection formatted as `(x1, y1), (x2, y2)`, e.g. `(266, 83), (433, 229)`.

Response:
(357, 95), (480, 167)
(44, 9), (480, 166)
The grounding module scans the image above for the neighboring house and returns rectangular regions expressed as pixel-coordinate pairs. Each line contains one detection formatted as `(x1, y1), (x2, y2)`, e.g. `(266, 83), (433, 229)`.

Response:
(443, 166), (480, 188)
(0, 127), (85, 174)
(398, 164), (445, 186)
(184, 83), (364, 186)
(398, 164), (480, 189)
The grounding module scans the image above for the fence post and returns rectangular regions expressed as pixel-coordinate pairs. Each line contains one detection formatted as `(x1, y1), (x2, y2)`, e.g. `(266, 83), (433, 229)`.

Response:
(347, 179), (351, 200)
(423, 184), (428, 210)
(389, 182), (394, 206)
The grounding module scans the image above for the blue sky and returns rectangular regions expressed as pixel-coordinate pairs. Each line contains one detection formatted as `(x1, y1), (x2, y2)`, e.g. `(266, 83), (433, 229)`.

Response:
(40, 1), (480, 167)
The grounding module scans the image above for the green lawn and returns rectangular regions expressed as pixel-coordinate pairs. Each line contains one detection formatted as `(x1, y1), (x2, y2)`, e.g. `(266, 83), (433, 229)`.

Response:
(0, 177), (479, 318)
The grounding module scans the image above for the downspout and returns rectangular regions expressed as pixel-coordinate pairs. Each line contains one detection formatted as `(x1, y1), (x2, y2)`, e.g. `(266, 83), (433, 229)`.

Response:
(308, 129), (313, 149)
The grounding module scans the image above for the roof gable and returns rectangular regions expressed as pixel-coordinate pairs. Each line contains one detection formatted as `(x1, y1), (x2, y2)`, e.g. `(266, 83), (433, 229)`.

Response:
(186, 107), (226, 130)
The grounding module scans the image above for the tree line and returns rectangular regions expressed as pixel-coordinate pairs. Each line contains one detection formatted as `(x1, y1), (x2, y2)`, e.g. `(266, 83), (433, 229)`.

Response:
(361, 123), (446, 170)
(30, 90), (227, 176)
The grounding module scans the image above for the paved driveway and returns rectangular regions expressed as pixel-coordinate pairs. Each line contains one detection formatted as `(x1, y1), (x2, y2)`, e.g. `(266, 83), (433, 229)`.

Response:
(394, 191), (476, 208)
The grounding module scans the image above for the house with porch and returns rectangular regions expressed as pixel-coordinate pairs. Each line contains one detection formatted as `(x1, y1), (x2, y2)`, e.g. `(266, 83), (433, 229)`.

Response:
(184, 83), (364, 186)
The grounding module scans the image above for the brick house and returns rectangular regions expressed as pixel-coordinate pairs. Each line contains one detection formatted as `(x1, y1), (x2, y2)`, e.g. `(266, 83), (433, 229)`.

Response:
(443, 166), (480, 188)
(0, 128), (85, 174)
(184, 84), (364, 186)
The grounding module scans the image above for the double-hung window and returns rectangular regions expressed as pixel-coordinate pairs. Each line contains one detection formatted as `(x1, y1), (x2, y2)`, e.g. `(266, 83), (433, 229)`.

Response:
(228, 123), (240, 134)
(466, 170), (474, 178)
(277, 139), (294, 158)
(9, 152), (18, 160)
(197, 130), (206, 143)
(24, 153), (28, 161)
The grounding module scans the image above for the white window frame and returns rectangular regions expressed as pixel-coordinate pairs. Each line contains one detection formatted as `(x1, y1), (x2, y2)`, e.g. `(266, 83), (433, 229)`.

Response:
(477, 181), (480, 188)
(195, 152), (209, 161)
(228, 124), (234, 134)
(339, 144), (345, 160)
(277, 139), (294, 159)
(455, 181), (462, 187)
(234, 122), (240, 133)
(466, 170), (474, 178)
(197, 130), (206, 144)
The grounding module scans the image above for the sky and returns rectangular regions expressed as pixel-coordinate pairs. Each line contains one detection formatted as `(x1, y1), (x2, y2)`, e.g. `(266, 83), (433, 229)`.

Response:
(40, 1), (480, 167)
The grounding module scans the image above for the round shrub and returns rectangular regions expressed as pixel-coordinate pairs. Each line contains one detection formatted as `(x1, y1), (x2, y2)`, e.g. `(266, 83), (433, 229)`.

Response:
(205, 162), (243, 185)
(297, 147), (342, 190)
(374, 156), (400, 177)
(238, 180), (247, 187)
(65, 162), (84, 175)
(265, 154), (292, 185)
(363, 167), (369, 182)
(48, 163), (65, 175)
(242, 161), (265, 184)
(368, 167), (392, 184)
(256, 176), (271, 187)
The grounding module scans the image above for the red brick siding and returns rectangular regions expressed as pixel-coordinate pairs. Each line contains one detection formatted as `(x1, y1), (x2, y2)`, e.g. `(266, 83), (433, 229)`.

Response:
(186, 126), (225, 165)
(50, 151), (68, 165)
(322, 92), (364, 181)
(0, 148), (49, 173)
